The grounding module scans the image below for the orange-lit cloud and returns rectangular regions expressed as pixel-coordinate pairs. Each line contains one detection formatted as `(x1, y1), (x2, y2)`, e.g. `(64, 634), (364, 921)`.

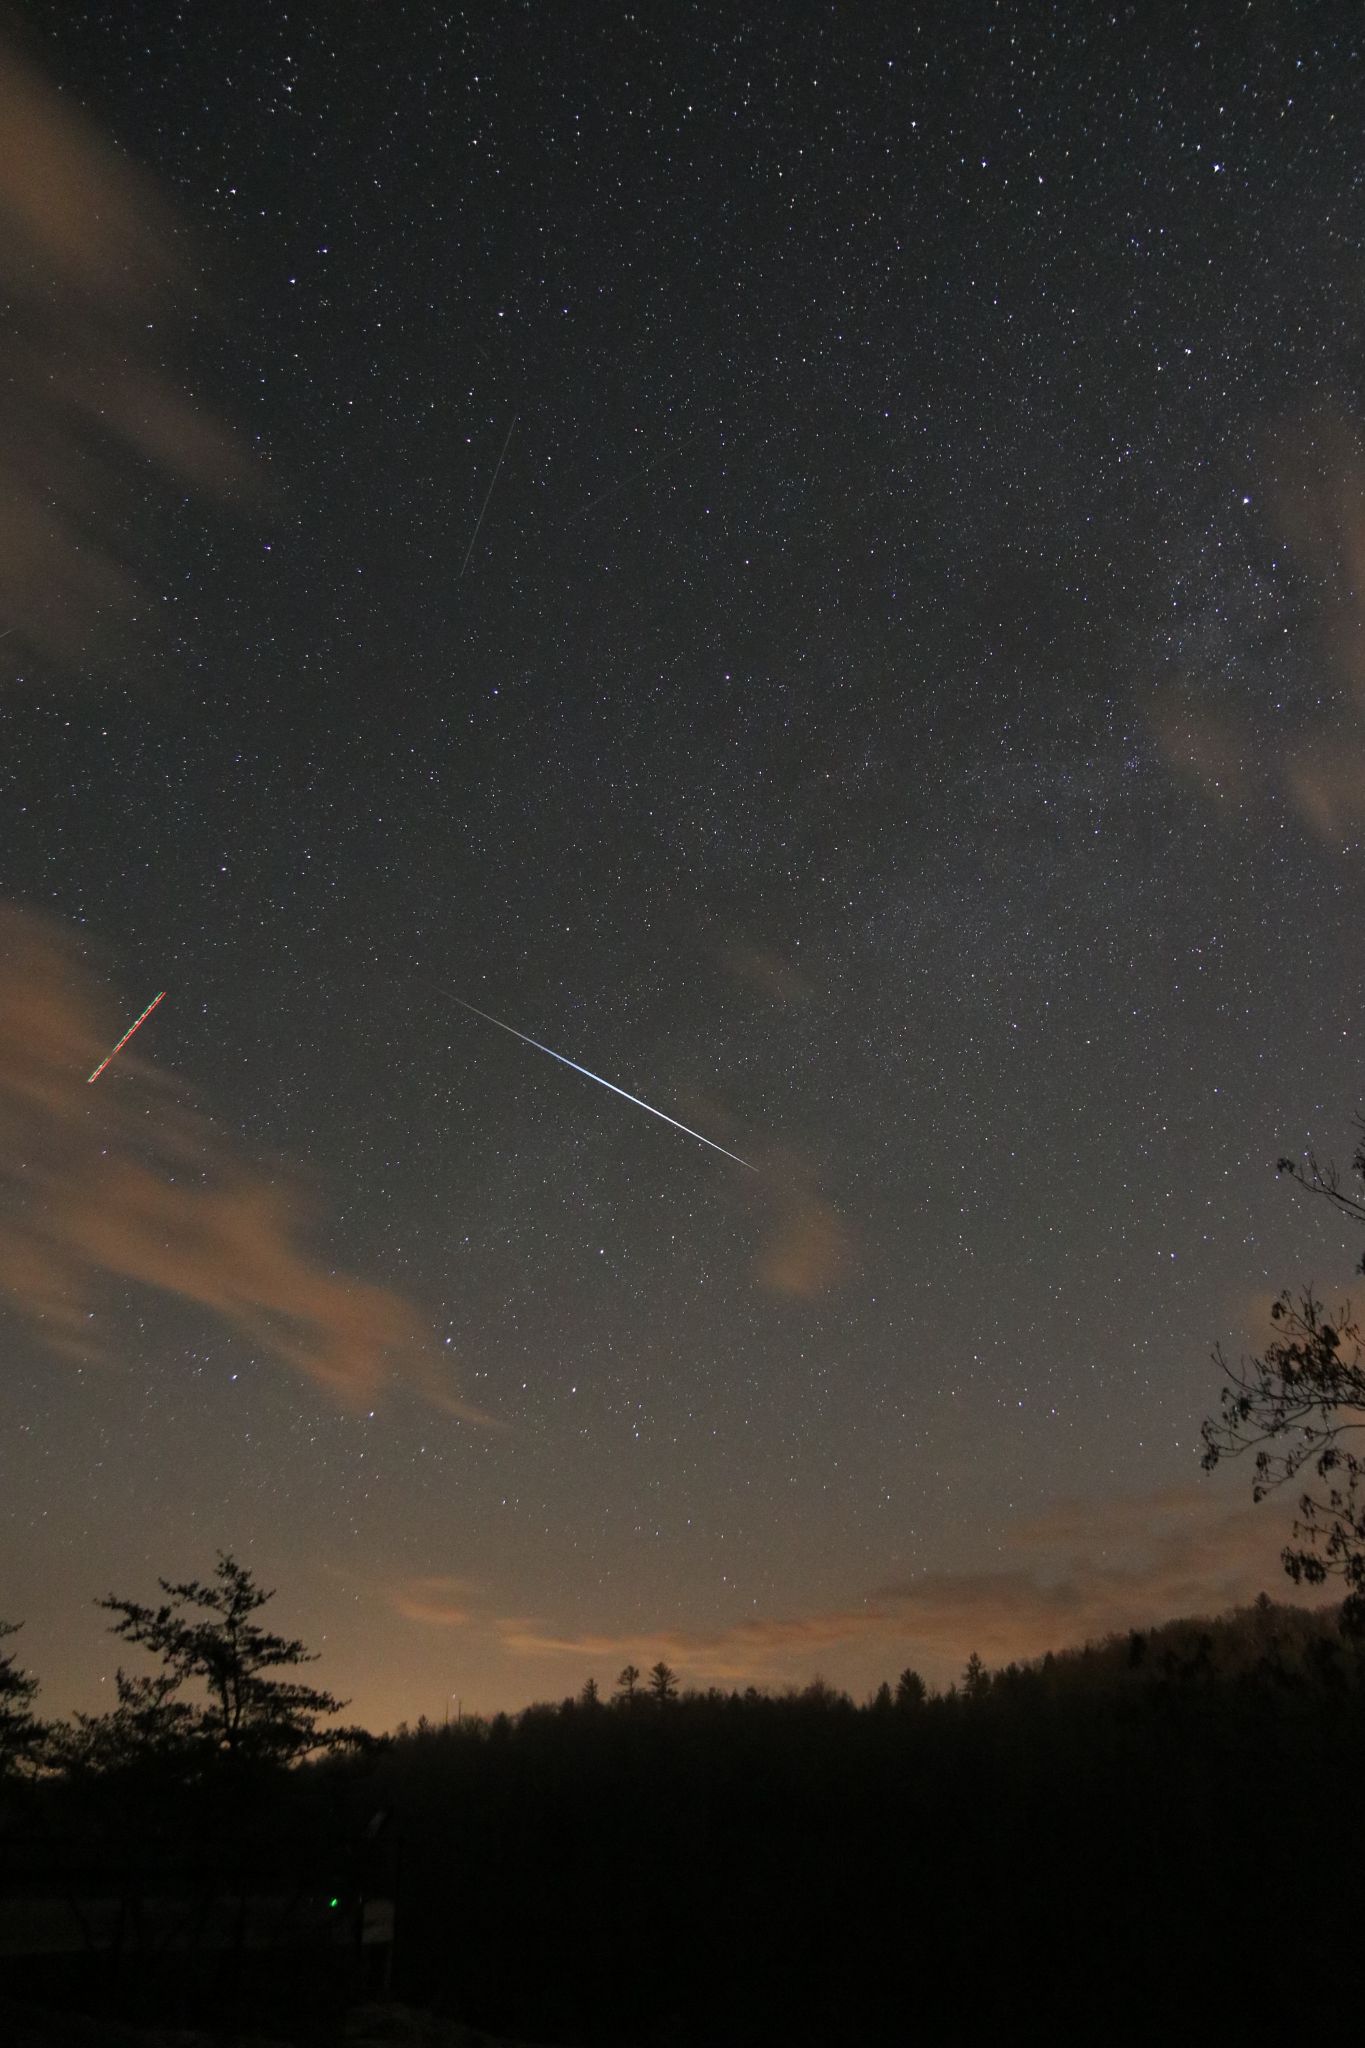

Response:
(497, 1609), (885, 1684)
(495, 1483), (1322, 1687)
(0, 31), (242, 666)
(1283, 732), (1365, 841)
(664, 1068), (852, 1299)
(389, 1576), (476, 1627)
(752, 1148), (854, 1298)
(0, 908), (481, 1415)
(755, 1193), (851, 1298)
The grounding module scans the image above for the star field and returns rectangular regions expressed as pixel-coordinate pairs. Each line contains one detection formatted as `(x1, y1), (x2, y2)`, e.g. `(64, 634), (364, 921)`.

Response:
(3, 3), (1364, 1724)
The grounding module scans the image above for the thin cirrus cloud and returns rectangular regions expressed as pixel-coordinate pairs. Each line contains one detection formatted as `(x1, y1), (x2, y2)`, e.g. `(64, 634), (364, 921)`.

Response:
(752, 1148), (855, 1299)
(495, 1609), (885, 1685)
(0, 46), (477, 1421)
(664, 1074), (853, 1300)
(706, 942), (853, 1299)
(389, 1577), (476, 1628)
(1150, 403), (1365, 843)
(0, 908), (482, 1417)
(718, 941), (812, 1009)
(492, 1483), (1323, 1687)
(0, 29), (243, 667)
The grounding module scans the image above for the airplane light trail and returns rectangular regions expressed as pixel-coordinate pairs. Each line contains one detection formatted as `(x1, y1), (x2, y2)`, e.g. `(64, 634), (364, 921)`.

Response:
(87, 990), (166, 1083)
(447, 992), (756, 1170)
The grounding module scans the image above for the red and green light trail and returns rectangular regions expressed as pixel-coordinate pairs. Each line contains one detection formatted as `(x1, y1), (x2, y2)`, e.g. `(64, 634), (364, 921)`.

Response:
(87, 989), (166, 1084)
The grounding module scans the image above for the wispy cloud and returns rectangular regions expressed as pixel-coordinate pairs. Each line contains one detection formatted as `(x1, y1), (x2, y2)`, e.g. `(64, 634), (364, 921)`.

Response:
(0, 909), (484, 1416)
(752, 1148), (854, 1299)
(719, 942), (811, 1008)
(389, 1576), (476, 1627)
(664, 1077), (853, 1298)
(497, 1609), (887, 1684)
(0, 31), (242, 666)
(1147, 693), (1253, 813)
(1151, 403), (1365, 843)
(495, 1483), (1319, 1686)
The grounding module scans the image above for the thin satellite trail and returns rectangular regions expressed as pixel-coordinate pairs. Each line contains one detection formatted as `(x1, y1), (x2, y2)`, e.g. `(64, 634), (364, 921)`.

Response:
(87, 989), (167, 1084)
(563, 420), (714, 525)
(458, 413), (519, 578)
(446, 992), (756, 1171)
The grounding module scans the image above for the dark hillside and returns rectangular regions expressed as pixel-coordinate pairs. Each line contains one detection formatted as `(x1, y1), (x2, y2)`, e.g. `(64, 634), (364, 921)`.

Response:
(361, 1600), (1362, 2045)
(6, 1600), (1359, 2046)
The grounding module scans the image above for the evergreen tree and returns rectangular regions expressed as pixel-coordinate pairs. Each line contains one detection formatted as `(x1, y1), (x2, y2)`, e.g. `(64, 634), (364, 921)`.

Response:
(616, 1664), (641, 1703)
(96, 1552), (353, 1770)
(648, 1660), (678, 1705)
(0, 1620), (44, 1778)
(894, 1667), (927, 1709)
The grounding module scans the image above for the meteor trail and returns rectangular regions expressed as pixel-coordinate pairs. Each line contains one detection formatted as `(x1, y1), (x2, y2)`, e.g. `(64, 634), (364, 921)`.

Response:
(458, 413), (519, 579)
(87, 989), (166, 1083)
(446, 992), (756, 1170)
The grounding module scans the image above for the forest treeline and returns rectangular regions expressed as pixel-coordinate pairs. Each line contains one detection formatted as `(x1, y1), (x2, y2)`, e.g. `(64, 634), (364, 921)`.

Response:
(4, 1571), (1365, 2046)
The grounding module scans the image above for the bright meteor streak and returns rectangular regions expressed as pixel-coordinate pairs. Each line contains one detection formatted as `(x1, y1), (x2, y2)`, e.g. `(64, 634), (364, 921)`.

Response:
(87, 989), (166, 1084)
(447, 993), (756, 1170)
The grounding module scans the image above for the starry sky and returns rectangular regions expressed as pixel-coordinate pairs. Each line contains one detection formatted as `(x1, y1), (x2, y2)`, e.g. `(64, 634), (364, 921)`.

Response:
(4, 2), (1364, 1729)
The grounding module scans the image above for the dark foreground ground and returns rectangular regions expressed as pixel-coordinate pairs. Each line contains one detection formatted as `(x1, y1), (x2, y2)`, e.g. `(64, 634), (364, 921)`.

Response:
(2, 2001), (559, 2048)
(5, 1606), (1363, 2046)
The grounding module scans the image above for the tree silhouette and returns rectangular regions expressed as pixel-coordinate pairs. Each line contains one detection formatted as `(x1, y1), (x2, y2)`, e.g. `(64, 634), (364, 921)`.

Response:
(1202, 1129), (1365, 1631)
(648, 1660), (678, 1705)
(895, 1667), (926, 1710)
(55, 1668), (199, 1781)
(579, 1676), (601, 1708)
(962, 1652), (989, 1700)
(96, 1552), (353, 1769)
(616, 1664), (641, 1704)
(0, 1619), (44, 1777)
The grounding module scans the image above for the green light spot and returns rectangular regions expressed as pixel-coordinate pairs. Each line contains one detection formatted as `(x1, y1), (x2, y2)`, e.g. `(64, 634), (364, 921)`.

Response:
(329, 1897), (340, 1909)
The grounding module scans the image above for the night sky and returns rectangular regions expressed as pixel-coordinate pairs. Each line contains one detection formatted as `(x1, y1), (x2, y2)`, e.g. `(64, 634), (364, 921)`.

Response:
(4, 2), (1363, 1731)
